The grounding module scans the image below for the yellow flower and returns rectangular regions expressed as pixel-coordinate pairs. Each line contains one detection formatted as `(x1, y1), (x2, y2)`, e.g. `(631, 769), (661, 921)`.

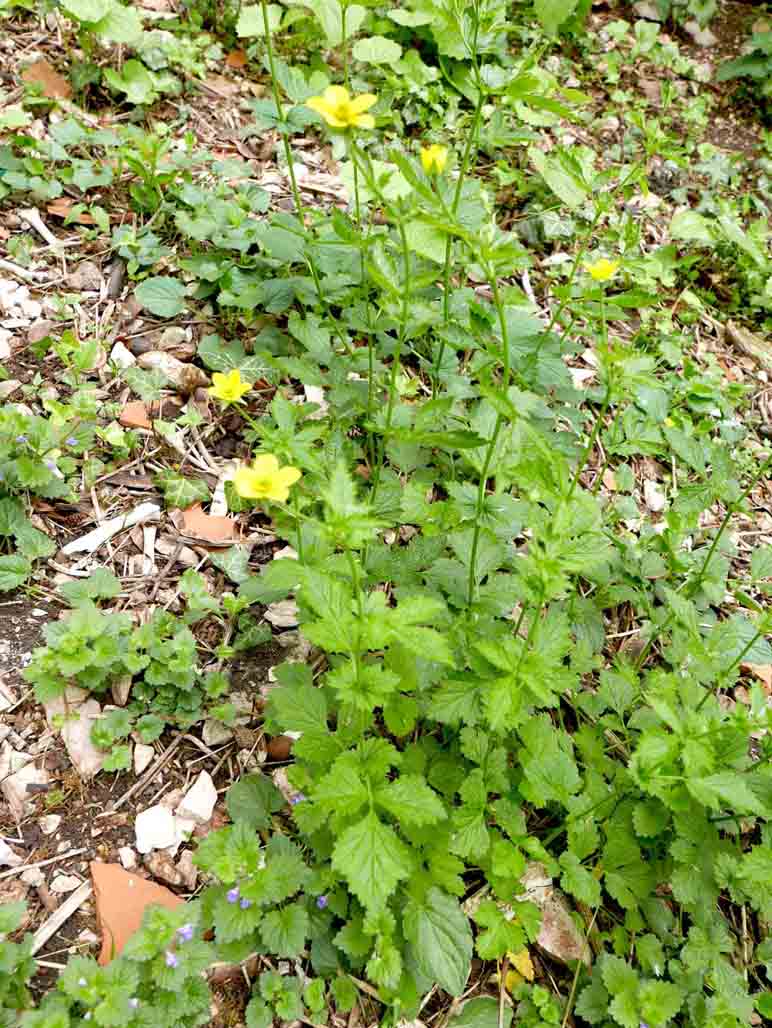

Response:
(233, 454), (301, 503)
(420, 143), (448, 175)
(306, 85), (377, 130)
(585, 257), (621, 282)
(209, 369), (252, 405)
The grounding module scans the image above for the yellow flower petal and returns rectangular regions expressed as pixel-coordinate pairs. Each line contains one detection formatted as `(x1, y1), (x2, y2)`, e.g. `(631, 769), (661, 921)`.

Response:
(306, 85), (379, 130)
(250, 453), (280, 477)
(323, 85), (351, 107)
(420, 144), (448, 174)
(232, 455), (301, 502)
(585, 257), (621, 282)
(349, 93), (377, 114)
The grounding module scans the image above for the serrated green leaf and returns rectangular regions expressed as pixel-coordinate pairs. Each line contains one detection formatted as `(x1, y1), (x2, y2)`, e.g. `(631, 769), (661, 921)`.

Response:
(374, 774), (447, 827)
(0, 555), (31, 592)
(404, 887), (472, 996)
(331, 811), (412, 913)
(260, 901), (308, 956)
(227, 774), (284, 830)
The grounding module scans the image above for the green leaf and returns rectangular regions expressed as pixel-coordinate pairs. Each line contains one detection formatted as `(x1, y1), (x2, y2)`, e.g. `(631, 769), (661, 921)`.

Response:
(209, 545), (252, 584)
(60, 0), (110, 21)
(449, 997), (512, 1028)
(59, 567), (121, 606)
(13, 520), (55, 559)
(405, 219), (447, 264)
(534, 0), (580, 35)
(529, 147), (589, 209)
(260, 902), (309, 957)
(93, 3), (143, 43)
(331, 811), (412, 913)
(473, 900), (525, 960)
(687, 772), (766, 815)
(751, 545), (772, 581)
(102, 744), (132, 772)
(245, 997), (272, 1028)
(0, 498), (27, 536)
(197, 334), (269, 380)
(559, 851), (601, 907)
(403, 887), (472, 996)
(134, 276), (187, 318)
(670, 209), (714, 244)
(227, 774), (284, 830)
(156, 471), (210, 510)
(236, 3), (281, 36)
(103, 60), (158, 105)
(352, 35), (402, 65)
(0, 555), (31, 592)
(374, 774), (447, 827)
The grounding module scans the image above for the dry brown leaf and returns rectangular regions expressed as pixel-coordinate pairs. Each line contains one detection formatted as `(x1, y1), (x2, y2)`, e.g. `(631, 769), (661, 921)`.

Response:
(203, 75), (240, 97)
(46, 197), (97, 224)
(225, 50), (248, 68)
(181, 503), (238, 544)
(741, 663), (772, 692)
(21, 59), (72, 100)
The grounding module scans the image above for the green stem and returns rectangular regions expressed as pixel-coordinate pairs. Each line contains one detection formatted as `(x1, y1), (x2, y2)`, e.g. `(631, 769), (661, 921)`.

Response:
(371, 216), (412, 500)
(341, 2), (350, 89)
(466, 270), (511, 606)
(293, 490), (304, 563)
(568, 293), (610, 498)
(695, 623), (766, 713)
(432, 64), (486, 395)
(635, 450), (772, 672)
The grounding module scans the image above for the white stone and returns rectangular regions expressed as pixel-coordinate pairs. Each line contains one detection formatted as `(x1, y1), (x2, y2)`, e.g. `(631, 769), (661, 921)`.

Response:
(109, 340), (136, 369)
(0, 840), (23, 867)
(202, 719), (233, 746)
(0, 380), (21, 400)
(176, 771), (217, 825)
(264, 599), (299, 628)
(0, 676), (16, 712)
(44, 691), (104, 779)
(39, 814), (62, 836)
(684, 19), (717, 46)
(176, 849), (198, 890)
(50, 873), (82, 894)
(0, 742), (49, 821)
(133, 743), (155, 776)
(165, 815), (196, 857)
(20, 867), (44, 886)
(118, 845), (137, 870)
(0, 327), (11, 360)
(643, 479), (666, 513)
(135, 804), (177, 854)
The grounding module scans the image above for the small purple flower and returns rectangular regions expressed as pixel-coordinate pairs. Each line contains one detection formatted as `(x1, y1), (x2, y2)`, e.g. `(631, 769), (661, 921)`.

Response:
(15, 435), (27, 444)
(66, 436), (78, 447)
(639, 1023), (649, 1028)
(78, 977), (87, 987)
(165, 951), (178, 969)
(239, 897), (251, 910)
(45, 459), (56, 470)
(316, 895), (328, 910)
(176, 923), (194, 942)
(0, 471), (4, 480)
(289, 792), (306, 806)
(129, 998), (140, 1010)
(226, 886), (240, 904)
